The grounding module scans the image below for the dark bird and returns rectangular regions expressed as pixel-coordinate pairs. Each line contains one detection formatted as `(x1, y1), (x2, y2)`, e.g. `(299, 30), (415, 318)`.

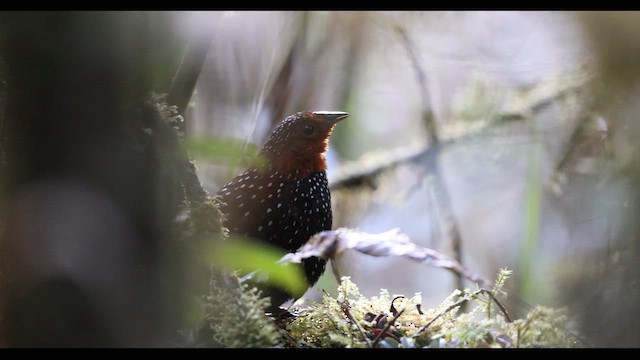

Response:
(217, 111), (349, 310)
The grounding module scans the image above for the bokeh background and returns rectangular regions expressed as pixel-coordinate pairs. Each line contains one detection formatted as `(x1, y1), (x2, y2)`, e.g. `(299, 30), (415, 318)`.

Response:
(1, 11), (639, 347)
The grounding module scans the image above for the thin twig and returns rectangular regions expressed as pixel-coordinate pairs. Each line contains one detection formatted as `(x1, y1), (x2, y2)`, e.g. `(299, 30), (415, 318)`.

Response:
(276, 326), (304, 348)
(396, 25), (465, 295)
(371, 307), (406, 348)
(553, 108), (609, 197)
(389, 296), (406, 317)
(481, 289), (513, 323)
(396, 26), (438, 145)
(332, 294), (373, 348)
(412, 297), (469, 338)
(411, 287), (512, 339)
(565, 328), (591, 347)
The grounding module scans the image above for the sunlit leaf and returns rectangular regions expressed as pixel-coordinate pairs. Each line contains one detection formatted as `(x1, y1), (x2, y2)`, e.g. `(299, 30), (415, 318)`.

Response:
(185, 137), (263, 167)
(183, 295), (205, 329)
(206, 236), (307, 296)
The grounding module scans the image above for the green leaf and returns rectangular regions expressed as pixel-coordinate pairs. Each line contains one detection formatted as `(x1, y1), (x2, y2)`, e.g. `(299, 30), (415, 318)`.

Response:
(185, 137), (262, 166)
(205, 236), (307, 296)
(519, 135), (541, 301)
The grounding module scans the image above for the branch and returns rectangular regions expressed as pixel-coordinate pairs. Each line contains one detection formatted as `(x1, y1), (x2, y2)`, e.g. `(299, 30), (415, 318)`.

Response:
(145, 95), (209, 205)
(371, 306), (406, 348)
(151, 18), (215, 205)
(396, 26), (438, 145)
(167, 20), (215, 121)
(481, 289), (513, 323)
(411, 296), (467, 338)
(334, 296), (374, 348)
(279, 228), (492, 289)
(329, 145), (429, 190)
(396, 26), (464, 293)
(411, 288), (512, 339)
(329, 72), (590, 192)
(552, 112), (609, 197)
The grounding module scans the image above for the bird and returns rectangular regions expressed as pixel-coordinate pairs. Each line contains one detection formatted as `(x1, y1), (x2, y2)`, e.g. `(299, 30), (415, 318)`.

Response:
(217, 110), (349, 310)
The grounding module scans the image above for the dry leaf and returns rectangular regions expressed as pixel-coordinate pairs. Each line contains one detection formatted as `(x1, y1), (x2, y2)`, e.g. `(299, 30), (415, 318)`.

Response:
(279, 228), (491, 288)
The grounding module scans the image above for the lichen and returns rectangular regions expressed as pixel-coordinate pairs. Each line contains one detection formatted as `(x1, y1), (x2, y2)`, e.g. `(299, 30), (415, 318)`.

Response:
(178, 194), (228, 246)
(284, 270), (580, 348)
(286, 277), (390, 347)
(190, 257), (578, 348)
(147, 92), (185, 138)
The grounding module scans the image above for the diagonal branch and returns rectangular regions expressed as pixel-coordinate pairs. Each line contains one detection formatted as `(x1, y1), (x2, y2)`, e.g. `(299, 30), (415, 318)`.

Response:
(167, 20), (215, 123)
(411, 288), (512, 339)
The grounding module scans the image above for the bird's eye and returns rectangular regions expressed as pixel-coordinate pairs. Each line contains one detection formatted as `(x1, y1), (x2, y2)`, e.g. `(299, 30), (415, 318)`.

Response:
(302, 124), (315, 136)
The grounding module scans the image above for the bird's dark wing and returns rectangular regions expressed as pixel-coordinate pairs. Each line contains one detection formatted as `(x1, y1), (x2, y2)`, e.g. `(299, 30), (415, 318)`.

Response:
(217, 169), (331, 285)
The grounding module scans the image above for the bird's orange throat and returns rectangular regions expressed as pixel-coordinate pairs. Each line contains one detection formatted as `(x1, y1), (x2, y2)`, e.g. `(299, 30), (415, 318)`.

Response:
(263, 125), (335, 179)
(271, 148), (328, 179)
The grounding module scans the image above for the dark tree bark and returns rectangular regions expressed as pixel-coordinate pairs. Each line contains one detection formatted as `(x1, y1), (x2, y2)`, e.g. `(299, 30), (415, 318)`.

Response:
(0, 11), (194, 347)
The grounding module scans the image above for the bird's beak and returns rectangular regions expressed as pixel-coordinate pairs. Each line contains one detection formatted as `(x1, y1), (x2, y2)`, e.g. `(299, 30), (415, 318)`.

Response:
(313, 111), (349, 126)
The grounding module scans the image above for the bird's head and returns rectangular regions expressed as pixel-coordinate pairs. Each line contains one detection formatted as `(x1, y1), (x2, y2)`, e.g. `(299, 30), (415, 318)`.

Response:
(259, 111), (349, 177)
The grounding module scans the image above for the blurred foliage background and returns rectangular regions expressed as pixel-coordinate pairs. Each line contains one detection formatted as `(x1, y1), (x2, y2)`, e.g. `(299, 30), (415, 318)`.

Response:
(1, 11), (639, 347)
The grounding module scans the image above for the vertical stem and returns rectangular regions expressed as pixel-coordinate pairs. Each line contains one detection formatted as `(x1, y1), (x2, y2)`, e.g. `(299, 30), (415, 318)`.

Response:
(518, 128), (541, 302)
(397, 26), (465, 295)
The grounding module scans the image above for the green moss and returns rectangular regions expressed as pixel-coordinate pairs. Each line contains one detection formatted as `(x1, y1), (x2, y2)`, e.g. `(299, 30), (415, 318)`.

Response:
(504, 306), (575, 348)
(192, 264), (578, 348)
(286, 278), (393, 347)
(179, 194), (228, 245)
(148, 91), (185, 135)
(200, 273), (279, 348)
(285, 271), (580, 348)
